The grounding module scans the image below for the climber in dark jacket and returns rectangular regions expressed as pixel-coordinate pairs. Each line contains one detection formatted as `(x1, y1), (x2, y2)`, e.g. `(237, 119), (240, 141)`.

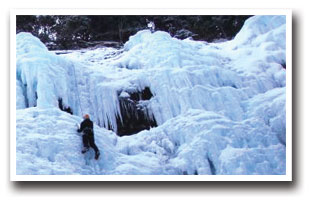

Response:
(77, 114), (100, 160)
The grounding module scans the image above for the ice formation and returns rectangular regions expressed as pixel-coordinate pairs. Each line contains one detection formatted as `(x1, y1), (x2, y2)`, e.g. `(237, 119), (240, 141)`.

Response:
(15, 15), (287, 175)
(16, 33), (82, 115)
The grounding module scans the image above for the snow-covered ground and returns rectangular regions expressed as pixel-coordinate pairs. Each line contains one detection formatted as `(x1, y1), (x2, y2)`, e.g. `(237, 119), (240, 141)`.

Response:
(15, 15), (287, 175)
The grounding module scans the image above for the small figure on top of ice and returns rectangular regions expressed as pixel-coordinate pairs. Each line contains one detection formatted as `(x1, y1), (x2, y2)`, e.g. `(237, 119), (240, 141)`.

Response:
(146, 19), (155, 33)
(77, 114), (100, 160)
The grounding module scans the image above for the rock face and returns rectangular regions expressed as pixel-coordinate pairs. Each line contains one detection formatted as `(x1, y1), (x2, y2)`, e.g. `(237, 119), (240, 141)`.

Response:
(58, 98), (73, 115)
(117, 87), (157, 136)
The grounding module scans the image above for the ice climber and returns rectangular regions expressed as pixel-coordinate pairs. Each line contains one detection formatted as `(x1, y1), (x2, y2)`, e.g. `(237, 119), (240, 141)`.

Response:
(77, 114), (100, 160)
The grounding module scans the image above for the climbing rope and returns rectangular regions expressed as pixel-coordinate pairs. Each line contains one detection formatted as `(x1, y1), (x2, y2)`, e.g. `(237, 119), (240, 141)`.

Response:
(72, 63), (84, 116)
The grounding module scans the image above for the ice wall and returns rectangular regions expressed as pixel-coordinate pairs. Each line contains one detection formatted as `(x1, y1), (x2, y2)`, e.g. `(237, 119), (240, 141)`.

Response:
(15, 15), (287, 175)
(107, 15), (286, 129)
(117, 107), (286, 175)
(48, 15), (286, 136)
(16, 107), (119, 175)
(16, 33), (81, 115)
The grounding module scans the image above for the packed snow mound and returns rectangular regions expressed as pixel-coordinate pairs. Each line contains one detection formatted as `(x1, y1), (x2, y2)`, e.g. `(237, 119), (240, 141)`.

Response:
(16, 15), (287, 175)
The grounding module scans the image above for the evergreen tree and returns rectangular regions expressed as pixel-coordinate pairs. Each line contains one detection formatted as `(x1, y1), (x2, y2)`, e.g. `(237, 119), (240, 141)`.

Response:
(16, 15), (251, 50)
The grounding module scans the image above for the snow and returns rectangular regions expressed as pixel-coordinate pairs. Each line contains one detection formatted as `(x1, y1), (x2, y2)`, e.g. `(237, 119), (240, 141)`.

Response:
(116, 108), (285, 175)
(15, 15), (287, 175)
(16, 107), (118, 175)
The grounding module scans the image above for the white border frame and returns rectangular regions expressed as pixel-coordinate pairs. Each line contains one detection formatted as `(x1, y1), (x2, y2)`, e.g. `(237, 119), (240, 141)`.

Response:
(10, 8), (292, 181)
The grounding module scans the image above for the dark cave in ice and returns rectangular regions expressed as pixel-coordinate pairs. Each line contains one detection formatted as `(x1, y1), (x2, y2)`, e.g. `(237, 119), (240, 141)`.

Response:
(116, 87), (157, 136)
